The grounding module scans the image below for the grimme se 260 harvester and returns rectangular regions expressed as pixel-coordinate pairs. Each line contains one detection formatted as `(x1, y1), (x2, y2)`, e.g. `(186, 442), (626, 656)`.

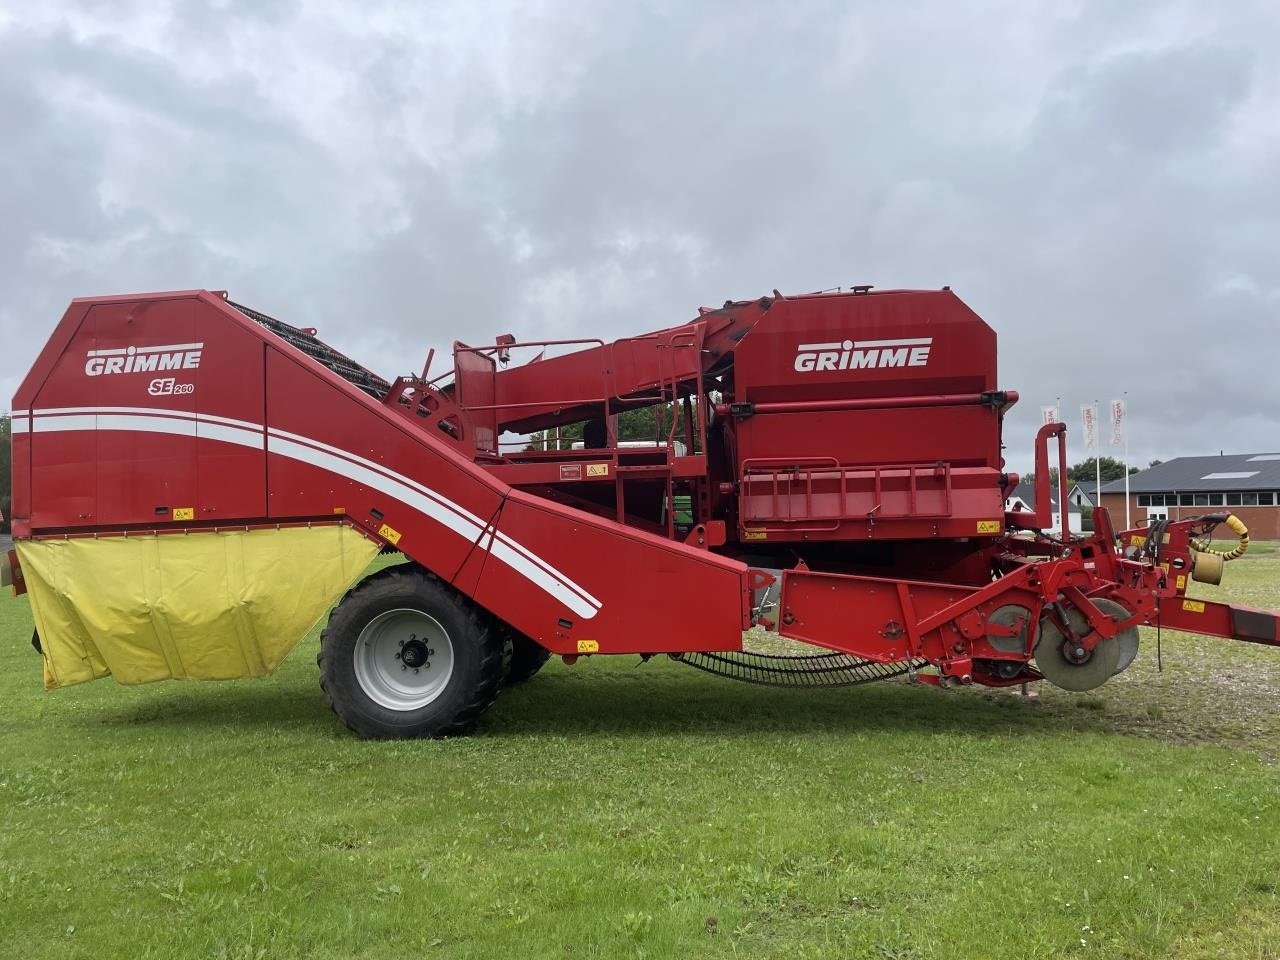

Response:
(5, 287), (1276, 737)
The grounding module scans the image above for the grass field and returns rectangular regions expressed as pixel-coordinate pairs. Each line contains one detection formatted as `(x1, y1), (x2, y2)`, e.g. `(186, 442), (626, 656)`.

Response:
(3, 547), (1280, 959)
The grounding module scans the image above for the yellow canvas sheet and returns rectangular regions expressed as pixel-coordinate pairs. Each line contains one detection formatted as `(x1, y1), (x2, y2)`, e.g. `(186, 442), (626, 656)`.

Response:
(16, 526), (379, 690)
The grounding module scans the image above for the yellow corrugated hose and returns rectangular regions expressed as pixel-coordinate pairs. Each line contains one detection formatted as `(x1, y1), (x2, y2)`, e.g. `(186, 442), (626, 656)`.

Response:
(1192, 513), (1250, 561)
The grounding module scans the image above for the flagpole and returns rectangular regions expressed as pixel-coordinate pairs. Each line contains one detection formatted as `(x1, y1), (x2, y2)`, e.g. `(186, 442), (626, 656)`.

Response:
(1094, 400), (1101, 518)
(1123, 390), (1131, 529)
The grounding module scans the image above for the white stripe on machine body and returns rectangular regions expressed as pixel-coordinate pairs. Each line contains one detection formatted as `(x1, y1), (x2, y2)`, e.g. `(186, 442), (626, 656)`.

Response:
(32, 411), (265, 450)
(25, 406), (601, 619)
(266, 426), (599, 606)
(265, 432), (601, 617)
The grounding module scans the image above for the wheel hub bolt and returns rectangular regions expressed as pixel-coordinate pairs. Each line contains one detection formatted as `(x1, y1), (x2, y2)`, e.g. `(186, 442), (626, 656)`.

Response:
(400, 638), (430, 669)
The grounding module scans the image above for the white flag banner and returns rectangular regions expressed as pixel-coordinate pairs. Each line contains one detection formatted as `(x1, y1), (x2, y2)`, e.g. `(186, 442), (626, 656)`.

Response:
(1109, 398), (1126, 447)
(1040, 405), (1060, 426)
(1080, 403), (1098, 450)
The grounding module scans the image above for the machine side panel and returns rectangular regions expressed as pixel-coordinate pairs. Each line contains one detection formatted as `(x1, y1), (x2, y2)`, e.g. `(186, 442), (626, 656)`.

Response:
(25, 302), (105, 529)
(263, 348), (505, 587)
(22, 295), (270, 530)
(732, 291), (995, 406)
(724, 290), (1005, 542)
(735, 406), (1002, 469)
(16, 291), (753, 658)
(475, 490), (749, 654)
(90, 299), (198, 526)
(10, 409), (31, 537)
(484, 327), (705, 434)
(262, 338), (751, 654)
(453, 346), (499, 456)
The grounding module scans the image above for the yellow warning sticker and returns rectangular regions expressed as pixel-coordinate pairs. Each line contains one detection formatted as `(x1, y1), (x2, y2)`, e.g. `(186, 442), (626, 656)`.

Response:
(1130, 535), (1147, 547)
(377, 523), (403, 546)
(1176, 574), (1186, 590)
(976, 520), (1001, 534)
(577, 639), (599, 653)
(742, 528), (768, 541)
(586, 463), (610, 478)
(1182, 599), (1205, 613)
(173, 507), (195, 521)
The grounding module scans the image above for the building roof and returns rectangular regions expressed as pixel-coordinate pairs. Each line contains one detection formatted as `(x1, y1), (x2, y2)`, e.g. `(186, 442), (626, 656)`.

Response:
(1100, 453), (1280, 494)
(1007, 482), (1076, 511)
(1069, 480), (1102, 504)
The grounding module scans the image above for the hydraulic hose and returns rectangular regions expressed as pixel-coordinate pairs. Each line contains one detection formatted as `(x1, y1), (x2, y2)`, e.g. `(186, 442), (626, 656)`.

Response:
(1193, 514), (1250, 561)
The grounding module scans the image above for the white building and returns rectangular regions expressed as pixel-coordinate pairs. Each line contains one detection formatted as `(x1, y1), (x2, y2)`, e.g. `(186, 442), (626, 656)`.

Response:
(1005, 482), (1083, 534)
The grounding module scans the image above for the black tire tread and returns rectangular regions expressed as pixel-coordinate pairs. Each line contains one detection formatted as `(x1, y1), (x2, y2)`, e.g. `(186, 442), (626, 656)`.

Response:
(317, 563), (504, 738)
(499, 623), (552, 686)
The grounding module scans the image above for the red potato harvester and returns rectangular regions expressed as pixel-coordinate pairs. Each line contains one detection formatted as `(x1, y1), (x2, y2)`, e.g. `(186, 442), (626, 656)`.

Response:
(4, 286), (1273, 738)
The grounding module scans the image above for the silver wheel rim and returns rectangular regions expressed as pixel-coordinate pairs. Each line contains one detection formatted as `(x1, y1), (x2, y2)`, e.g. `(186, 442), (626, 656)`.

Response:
(1033, 604), (1121, 692)
(353, 608), (455, 711)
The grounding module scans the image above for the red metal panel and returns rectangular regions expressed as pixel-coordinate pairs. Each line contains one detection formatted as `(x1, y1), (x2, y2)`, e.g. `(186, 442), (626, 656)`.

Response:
(264, 346), (505, 542)
(482, 338), (610, 432)
(779, 568), (976, 661)
(452, 345), (499, 455)
(1158, 599), (1279, 647)
(25, 300), (107, 529)
(10, 411), (31, 537)
(733, 405), (1002, 470)
(89, 299), (198, 526)
(260, 340), (752, 654)
(737, 464), (1004, 541)
(29, 431), (98, 529)
(192, 304), (267, 520)
(730, 291), (996, 405)
(726, 292), (1004, 535)
(480, 328), (704, 434)
(472, 490), (749, 654)
(19, 293), (269, 529)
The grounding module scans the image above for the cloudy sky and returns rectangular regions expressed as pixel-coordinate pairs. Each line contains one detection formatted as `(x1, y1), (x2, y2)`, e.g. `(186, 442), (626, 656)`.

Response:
(2, 0), (1277, 472)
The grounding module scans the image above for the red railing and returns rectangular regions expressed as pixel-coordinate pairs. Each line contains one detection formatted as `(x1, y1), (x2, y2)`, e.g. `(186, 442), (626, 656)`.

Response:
(740, 459), (956, 531)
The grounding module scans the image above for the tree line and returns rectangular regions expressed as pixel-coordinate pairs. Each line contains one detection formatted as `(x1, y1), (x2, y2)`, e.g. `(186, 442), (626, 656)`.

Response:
(1023, 455), (1158, 489)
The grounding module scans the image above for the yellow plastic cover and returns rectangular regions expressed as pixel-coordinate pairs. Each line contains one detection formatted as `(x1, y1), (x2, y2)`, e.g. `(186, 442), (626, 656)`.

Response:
(17, 525), (379, 690)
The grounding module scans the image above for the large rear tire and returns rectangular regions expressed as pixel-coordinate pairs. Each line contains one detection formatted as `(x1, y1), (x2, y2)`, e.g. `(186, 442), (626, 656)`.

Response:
(498, 623), (552, 686)
(318, 565), (503, 738)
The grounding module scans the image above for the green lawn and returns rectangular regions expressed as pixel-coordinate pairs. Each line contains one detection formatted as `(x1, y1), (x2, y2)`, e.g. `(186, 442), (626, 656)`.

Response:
(2, 549), (1280, 959)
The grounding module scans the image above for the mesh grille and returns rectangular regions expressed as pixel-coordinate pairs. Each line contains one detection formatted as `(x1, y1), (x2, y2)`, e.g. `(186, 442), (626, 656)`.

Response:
(229, 299), (391, 399)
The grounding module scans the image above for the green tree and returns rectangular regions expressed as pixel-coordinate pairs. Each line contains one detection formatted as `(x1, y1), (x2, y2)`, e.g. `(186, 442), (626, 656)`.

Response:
(0, 415), (10, 533)
(1066, 456), (1139, 484)
(1021, 467), (1059, 488)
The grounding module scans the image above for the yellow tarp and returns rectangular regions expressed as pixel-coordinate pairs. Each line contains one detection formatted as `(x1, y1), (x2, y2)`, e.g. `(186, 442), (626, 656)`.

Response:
(17, 526), (379, 690)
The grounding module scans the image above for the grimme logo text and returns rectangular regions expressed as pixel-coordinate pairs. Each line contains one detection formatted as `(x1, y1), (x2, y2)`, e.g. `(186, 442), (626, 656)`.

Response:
(793, 337), (932, 373)
(84, 343), (204, 376)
